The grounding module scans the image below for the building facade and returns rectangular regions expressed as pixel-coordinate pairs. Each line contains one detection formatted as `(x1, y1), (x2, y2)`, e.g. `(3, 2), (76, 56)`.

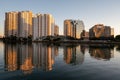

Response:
(32, 13), (56, 40)
(5, 12), (18, 37)
(81, 30), (89, 40)
(5, 11), (33, 38)
(5, 11), (57, 40)
(89, 24), (114, 39)
(64, 20), (73, 37)
(64, 19), (84, 39)
(18, 11), (33, 38)
(54, 25), (59, 36)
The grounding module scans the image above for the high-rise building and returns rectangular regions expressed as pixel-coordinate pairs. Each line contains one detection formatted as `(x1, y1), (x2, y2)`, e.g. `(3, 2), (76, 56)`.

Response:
(33, 13), (55, 40)
(75, 20), (85, 39)
(5, 11), (57, 40)
(32, 15), (38, 40)
(64, 19), (84, 39)
(64, 20), (73, 37)
(18, 11), (33, 38)
(111, 28), (114, 37)
(54, 25), (59, 36)
(5, 11), (33, 38)
(5, 12), (18, 37)
(89, 24), (114, 39)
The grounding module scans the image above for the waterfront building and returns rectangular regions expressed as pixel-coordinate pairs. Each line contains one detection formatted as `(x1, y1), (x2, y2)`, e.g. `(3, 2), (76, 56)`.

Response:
(111, 28), (114, 37)
(64, 20), (73, 37)
(64, 19), (84, 39)
(32, 15), (38, 40)
(18, 11), (33, 38)
(5, 11), (33, 38)
(5, 12), (18, 37)
(5, 11), (58, 40)
(54, 25), (59, 36)
(81, 30), (89, 40)
(32, 13), (55, 40)
(89, 24), (114, 39)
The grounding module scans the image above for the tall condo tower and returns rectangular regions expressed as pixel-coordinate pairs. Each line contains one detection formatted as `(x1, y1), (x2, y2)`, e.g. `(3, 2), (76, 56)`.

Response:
(5, 12), (18, 37)
(64, 19), (84, 39)
(18, 11), (33, 38)
(33, 13), (55, 40)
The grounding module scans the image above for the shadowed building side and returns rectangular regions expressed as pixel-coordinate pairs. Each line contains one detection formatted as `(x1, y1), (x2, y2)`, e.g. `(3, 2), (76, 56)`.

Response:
(18, 11), (33, 38)
(32, 14), (56, 40)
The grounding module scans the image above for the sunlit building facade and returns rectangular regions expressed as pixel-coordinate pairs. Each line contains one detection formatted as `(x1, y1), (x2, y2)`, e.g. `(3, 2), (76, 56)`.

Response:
(18, 11), (33, 38)
(5, 11), (33, 38)
(64, 19), (84, 39)
(64, 20), (73, 37)
(89, 24), (114, 39)
(32, 14), (55, 40)
(5, 12), (18, 37)
(111, 28), (114, 37)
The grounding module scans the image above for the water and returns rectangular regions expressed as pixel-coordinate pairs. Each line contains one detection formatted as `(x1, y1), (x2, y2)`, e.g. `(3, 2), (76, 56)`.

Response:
(0, 41), (120, 80)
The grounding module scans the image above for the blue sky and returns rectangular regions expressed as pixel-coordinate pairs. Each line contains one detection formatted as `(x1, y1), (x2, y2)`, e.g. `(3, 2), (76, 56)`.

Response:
(0, 0), (120, 36)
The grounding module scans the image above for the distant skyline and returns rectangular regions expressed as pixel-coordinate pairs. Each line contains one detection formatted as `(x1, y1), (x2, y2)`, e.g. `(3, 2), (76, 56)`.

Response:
(1, 0), (120, 36)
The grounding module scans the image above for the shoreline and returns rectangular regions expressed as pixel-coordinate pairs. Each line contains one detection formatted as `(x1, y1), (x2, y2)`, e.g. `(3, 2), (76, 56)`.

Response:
(32, 40), (120, 44)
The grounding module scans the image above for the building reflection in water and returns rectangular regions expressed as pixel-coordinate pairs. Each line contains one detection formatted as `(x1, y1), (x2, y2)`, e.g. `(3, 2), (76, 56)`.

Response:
(4, 43), (18, 71)
(19, 43), (33, 74)
(63, 44), (85, 65)
(89, 44), (114, 60)
(33, 43), (57, 71)
(4, 43), (58, 74)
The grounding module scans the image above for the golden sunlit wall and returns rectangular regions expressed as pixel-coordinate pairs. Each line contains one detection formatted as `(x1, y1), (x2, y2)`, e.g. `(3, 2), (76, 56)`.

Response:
(64, 20), (73, 37)
(89, 24), (114, 38)
(5, 11), (57, 39)
(64, 20), (84, 39)
(5, 12), (18, 37)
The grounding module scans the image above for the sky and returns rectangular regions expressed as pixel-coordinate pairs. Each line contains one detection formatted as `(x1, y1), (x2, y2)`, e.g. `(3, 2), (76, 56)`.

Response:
(0, 0), (120, 36)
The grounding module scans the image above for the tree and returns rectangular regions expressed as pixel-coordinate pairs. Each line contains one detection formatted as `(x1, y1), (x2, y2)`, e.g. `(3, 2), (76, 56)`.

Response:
(115, 35), (120, 41)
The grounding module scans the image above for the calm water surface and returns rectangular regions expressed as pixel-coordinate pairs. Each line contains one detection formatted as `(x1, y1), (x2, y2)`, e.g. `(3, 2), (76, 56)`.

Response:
(0, 41), (120, 80)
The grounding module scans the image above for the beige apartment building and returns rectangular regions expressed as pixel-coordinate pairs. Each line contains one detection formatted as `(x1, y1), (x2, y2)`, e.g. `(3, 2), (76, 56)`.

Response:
(33, 13), (56, 40)
(18, 11), (33, 38)
(5, 11), (33, 38)
(5, 11), (18, 37)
